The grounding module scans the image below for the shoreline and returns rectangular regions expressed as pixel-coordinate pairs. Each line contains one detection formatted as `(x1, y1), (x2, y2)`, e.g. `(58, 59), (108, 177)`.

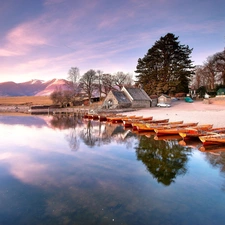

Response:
(121, 100), (225, 128)
(0, 100), (225, 128)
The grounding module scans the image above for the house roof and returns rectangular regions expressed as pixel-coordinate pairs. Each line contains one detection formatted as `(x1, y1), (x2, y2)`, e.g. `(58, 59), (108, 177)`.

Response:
(122, 87), (151, 101)
(159, 94), (171, 98)
(111, 90), (131, 103)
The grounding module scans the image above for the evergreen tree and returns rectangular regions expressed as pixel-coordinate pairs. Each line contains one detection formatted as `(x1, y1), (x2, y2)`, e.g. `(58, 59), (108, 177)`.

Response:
(135, 33), (194, 95)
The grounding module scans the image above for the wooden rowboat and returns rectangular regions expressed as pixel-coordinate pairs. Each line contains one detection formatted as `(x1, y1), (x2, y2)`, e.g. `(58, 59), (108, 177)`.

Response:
(134, 119), (170, 132)
(87, 114), (93, 119)
(135, 121), (182, 132)
(86, 113), (99, 119)
(92, 114), (100, 120)
(106, 115), (128, 122)
(134, 120), (183, 132)
(121, 116), (143, 123)
(83, 113), (89, 119)
(98, 114), (115, 121)
(179, 126), (224, 139)
(141, 121), (184, 132)
(133, 122), (148, 131)
(146, 118), (169, 124)
(199, 134), (225, 145)
(154, 122), (199, 136)
(123, 116), (153, 128)
(156, 122), (200, 130)
(209, 127), (225, 134)
(98, 114), (108, 121)
(112, 115), (142, 123)
(152, 120), (184, 126)
(131, 122), (145, 131)
(199, 145), (225, 153)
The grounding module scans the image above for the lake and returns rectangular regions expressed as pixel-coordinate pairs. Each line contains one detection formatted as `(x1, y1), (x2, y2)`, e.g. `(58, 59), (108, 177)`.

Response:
(0, 114), (225, 225)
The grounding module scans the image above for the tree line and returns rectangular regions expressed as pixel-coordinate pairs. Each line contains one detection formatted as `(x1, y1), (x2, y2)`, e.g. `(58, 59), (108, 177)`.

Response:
(135, 33), (225, 97)
(51, 32), (225, 106)
(192, 50), (225, 96)
(50, 69), (133, 107)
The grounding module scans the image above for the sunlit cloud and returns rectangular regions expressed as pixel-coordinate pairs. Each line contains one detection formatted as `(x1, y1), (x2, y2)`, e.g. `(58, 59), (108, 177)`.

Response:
(0, 0), (224, 82)
(0, 49), (19, 57)
(0, 22), (47, 57)
(7, 24), (46, 46)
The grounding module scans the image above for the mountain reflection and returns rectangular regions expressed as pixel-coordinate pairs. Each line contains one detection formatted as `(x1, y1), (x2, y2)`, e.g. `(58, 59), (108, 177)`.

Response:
(135, 135), (193, 186)
(0, 114), (48, 127)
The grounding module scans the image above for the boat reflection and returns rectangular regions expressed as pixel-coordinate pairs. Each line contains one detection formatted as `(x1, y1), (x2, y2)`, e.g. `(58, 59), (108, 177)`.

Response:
(199, 145), (225, 153)
(154, 134), (182, 141)
(178, 139), (202, 149)
(47, 115), (194, 186)
(9, 114), (225, 187)
(2, 114), (225, 224)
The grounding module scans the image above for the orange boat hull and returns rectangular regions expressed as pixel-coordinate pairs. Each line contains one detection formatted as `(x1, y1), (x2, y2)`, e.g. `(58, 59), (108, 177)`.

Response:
(154, 123), (199, 136)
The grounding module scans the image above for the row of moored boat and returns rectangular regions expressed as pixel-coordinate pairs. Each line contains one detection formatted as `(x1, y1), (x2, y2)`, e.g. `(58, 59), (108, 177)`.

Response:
(83, 113), (225, 147)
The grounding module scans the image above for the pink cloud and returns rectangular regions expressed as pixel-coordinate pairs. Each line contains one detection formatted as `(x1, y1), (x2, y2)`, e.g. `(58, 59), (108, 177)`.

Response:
(0, 49), (19, 57)
(7, 24), (46, 46)
(0, 21), (47, 57)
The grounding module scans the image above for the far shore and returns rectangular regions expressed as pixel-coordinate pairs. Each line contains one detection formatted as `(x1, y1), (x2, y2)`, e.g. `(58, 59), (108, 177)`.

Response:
(0, 98), (225, 128)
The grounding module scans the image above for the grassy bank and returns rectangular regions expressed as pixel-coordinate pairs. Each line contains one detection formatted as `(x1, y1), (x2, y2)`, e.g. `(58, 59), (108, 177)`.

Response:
(0, 96), (53, 106)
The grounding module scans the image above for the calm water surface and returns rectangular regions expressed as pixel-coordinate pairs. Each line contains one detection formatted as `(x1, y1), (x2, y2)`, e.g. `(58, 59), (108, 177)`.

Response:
(0, 114), (225, 225)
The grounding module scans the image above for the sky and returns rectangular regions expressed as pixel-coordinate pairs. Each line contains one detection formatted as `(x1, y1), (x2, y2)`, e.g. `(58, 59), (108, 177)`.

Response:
(0, 0), (225, 83)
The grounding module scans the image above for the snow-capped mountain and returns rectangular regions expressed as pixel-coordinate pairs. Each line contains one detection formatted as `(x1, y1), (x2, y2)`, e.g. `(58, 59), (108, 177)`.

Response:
(0, 79), (68, 96)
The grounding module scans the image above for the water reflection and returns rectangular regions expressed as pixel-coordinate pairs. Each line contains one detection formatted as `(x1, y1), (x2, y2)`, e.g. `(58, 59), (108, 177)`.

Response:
(49, 114), (137, 150)
(135, 135), (192, 186)
(78, 121), (136, 148)
(1, 114), (225, 225)
(0, 114), (48, 127)
(49, 114), (83, 130)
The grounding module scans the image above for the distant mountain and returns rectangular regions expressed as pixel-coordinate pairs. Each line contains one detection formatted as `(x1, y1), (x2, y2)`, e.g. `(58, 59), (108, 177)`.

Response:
(0, 79), (68, 96)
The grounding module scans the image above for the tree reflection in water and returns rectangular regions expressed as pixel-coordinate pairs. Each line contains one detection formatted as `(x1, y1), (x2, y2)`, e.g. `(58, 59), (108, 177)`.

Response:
(49, 114), (83, 151)
(49, 115), (137, 151)
(79, 121), (137, 148)
(203, 149), (225, 192)
(80, 120), (99, 147)
(135, 135), (193, 186)
(49, 115), (194, 186)
(50, 114), (83, 129)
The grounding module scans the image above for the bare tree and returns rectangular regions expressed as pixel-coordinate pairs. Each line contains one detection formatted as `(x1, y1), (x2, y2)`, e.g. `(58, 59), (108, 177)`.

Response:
(68, 67), (80, 83)
(79, 69), (98, 104)
(192, 65), (208, 89)
(50, 89), (73, 107)
(113, 72), (133, 89)
(213, 50), (225, 85)
(96, 70), (103, 99)
(101, 73), (115, 95)
(190, 49), (225, 93)
(67, 67), (80, 95)
(50, 90), (63, 106)
(203, 56), (220, 90)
